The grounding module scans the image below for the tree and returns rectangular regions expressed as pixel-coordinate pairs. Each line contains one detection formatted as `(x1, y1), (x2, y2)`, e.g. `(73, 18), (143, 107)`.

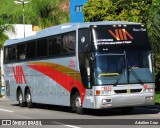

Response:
(0, 0), (69, 29)
(147, 0), (160, 73)
(0, 18), (14, 48)
(83, 0), (151, 24)
(28, 0), (69, 28)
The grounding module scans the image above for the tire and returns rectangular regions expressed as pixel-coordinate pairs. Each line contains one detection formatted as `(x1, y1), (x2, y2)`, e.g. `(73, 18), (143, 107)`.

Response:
(72, 92), (84, 114)
(25, 89), (33, 108)
(120, 107), (133, 114)
(71, 94), (76, 112)
(18, 90), (26, 107)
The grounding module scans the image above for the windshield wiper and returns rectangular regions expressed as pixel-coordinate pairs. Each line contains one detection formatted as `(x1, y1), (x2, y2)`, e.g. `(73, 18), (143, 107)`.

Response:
(113, 71), (124, 86)
(129, 68), (144, 85)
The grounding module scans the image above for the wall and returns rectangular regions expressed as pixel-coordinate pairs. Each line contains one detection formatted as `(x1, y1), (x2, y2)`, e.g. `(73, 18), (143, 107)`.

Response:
(70, 0), (87, 22)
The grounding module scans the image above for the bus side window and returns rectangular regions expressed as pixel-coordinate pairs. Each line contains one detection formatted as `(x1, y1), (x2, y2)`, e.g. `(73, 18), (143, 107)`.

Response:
(26, 41), (36, 59)
(4, 47), (8, 63)
(8, 46), (16, 61)
(48, 35), (61, 56)
(62, 32), (76, 54)
(37, 38), (48, 57)
(17, 43), (26, 60)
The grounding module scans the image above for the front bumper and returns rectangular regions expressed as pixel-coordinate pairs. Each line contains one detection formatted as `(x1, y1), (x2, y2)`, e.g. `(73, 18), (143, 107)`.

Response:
(94, 93), (155, 109)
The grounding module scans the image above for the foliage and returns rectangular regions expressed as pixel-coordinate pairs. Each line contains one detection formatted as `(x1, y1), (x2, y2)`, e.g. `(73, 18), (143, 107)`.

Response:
(83, 0), (151, 23)
(147, 0), (160, 73)
(155, 94), (160, 104)
(29, 0), (69, 28)
(0, 0), (69, 28)
(0, 18), (13, 47)
(0, 0), (69, 47)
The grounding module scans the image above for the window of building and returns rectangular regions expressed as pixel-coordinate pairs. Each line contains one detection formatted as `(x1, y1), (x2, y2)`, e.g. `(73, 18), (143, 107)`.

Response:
(75, 5), (83, 12)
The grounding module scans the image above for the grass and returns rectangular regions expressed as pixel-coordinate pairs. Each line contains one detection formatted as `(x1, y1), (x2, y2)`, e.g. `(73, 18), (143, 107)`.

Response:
(155, 94), (160, 104)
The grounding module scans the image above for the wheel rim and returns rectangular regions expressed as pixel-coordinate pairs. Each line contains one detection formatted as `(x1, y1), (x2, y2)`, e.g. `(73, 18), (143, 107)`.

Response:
(19, 93), (23, 103)
(26, 93), (31, 103)
(75, 96), (81, 109)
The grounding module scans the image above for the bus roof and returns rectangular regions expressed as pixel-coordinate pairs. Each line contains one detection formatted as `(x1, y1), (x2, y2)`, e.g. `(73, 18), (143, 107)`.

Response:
(4, 21), (141, 46)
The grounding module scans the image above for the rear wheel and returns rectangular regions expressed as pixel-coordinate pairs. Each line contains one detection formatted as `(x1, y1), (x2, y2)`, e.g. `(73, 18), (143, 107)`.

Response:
(18, 90), (26, 107)
(73, 92), (84, 114)
(25, 89), (33, 108)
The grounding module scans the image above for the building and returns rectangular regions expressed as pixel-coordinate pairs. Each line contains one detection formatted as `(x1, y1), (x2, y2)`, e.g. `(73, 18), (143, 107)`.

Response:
(4, 24), (37, 39)
(70, 0), (87, 22)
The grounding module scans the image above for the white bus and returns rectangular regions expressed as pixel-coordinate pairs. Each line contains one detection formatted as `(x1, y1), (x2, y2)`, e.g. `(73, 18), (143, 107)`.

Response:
(3, 21), (155, 114)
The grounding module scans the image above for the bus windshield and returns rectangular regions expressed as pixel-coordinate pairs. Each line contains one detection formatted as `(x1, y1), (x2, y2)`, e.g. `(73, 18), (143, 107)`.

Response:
(94, 51), (154, 85)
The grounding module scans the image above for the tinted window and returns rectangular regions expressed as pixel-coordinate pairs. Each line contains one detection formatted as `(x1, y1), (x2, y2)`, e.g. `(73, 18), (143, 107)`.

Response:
(26, 41), (36, 59)
(62, 32), (76, 54)
(37, 38), (48, 57)
(8, 46), (16, 61)
(17, 43), (26, 60)
(48, 35), (62, 56)
(4, 47), (8, 62)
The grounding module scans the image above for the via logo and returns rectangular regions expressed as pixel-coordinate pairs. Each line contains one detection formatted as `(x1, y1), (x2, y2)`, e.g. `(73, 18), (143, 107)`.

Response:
(12, 66), (26, 84)
(108, 29), (134, 41)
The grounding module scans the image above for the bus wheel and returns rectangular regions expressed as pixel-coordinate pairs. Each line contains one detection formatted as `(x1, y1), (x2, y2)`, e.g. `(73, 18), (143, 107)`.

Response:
(74, 92), (84, 114)
(18, 90), (26, 107)
(25, 89), (33, 108)
(120, 107), (133, 114)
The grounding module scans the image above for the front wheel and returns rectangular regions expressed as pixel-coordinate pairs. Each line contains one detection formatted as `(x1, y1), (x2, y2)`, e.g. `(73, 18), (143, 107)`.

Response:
(25, 89), (33, 108)
(73, 92), (84, 114)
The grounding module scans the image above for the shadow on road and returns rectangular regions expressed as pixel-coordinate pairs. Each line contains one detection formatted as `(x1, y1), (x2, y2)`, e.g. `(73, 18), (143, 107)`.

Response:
(11, 103), (160, 116)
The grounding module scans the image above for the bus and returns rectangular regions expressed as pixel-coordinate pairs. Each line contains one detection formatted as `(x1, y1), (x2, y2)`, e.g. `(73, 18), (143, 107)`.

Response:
(2, 21), (155, 114)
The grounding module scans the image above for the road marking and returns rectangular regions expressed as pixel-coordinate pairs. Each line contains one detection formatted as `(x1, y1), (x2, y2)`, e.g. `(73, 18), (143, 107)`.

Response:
(0, 108), (14, 113)
(52, 121), (81, 128)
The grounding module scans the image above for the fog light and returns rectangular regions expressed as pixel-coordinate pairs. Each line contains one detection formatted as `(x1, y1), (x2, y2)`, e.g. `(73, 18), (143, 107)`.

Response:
(145, 96), (154, 100)
(102, 99), (107, 103)
(102, 99), (111, 103)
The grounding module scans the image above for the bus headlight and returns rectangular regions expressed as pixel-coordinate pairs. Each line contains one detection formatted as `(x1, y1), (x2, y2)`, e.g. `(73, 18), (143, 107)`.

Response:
(145, 88), (154, 92)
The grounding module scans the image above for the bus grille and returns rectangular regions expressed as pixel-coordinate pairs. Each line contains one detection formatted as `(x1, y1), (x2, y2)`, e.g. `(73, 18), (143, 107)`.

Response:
(114, 89), (142, 94)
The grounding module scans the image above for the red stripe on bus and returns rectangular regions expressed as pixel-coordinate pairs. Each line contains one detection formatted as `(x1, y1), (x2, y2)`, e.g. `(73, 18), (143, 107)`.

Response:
(27, 65), (86, 105)
(12, 66), (27, 84)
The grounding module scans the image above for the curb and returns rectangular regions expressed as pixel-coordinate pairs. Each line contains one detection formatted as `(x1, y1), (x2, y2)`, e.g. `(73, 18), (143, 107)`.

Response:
(0, 96), (8, 100)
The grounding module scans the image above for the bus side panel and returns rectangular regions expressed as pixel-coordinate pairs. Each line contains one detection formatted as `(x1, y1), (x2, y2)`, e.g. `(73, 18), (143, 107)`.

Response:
(83, 89), (95, 109)
(44, 77), (57, 105)
(3, 64), (17, 101)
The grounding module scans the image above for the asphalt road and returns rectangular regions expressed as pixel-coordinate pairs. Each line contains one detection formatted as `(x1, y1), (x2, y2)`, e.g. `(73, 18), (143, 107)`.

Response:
(0, 98), (160, 128)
